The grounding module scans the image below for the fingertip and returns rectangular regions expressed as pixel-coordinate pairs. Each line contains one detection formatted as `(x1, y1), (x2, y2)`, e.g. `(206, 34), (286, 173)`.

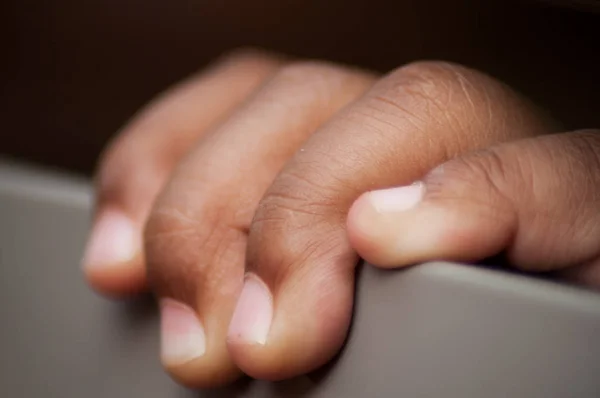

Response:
(226, 273), (353, 381)
(82, 209), (147, 296)
(84, 259), (147, 297)
(165, 348), (242, 389)
(226, 341), (280, 381)
(347, 184), (499, 268)
(347, 193), (389, 265)
(159, 299), (242, 388)
(347, 186), (424, 268)
(227, 275), (273, 346)
(158, 310), (244, 391)
(226, 274), (283, 380)
(227, 324), (350, 382)
(226, 274), (279, 380)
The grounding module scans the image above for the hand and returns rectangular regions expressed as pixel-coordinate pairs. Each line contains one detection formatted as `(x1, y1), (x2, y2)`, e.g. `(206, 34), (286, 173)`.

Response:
(82, 49), (560, 387)
(349, 129), (600, 285)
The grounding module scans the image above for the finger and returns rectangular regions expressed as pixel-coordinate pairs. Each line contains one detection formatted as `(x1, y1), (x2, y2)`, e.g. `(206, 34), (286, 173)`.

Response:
(349, 130), (600, 277)
(230, 61), (558, 379)
(144, 62), (375, 387)
(83, 49), (282, 296)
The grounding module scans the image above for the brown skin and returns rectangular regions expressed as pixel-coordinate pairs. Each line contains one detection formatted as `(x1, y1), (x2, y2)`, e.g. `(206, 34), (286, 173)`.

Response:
(144, 59), (375, 386)
(80, 48), (600, 389)
(87, 50), (284, 296)
(349, 130), (600, 271)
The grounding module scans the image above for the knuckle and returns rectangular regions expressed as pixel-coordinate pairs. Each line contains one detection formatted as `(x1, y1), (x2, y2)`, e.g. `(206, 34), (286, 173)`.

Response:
(395, 60), (483, 99)
(388, 61), (456, 97)
(381, 61), (472, 104)
(144, 205), (202, 299)
(144, 196), (247, 300)
(248, 219), (347, 292)
(248, 173), (346, 285)
(426, 147), (513, 206)
(252, 172), (334, 230)
(369, 61), (497, 145)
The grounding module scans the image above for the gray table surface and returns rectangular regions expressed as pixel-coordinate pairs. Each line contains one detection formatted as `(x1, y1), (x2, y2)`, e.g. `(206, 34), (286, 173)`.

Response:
(1, 159), (600, 397)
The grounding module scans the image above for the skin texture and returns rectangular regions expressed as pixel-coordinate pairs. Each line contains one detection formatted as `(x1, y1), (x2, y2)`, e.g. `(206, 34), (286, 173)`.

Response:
(82, 50), (598, 388)
(85, 50), (283, 295)
(349, 130), (600, 272)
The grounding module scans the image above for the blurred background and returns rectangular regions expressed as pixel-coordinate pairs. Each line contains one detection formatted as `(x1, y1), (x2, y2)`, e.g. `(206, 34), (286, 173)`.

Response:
(2, 0), (599, 175)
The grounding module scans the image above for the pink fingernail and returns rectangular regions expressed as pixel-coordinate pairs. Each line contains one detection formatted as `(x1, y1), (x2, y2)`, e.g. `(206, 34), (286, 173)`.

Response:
(368, 182), (424, 213)
(82, 210), (139, 270)
(160, 299), (206, 365)
(227, 275), (273, 345)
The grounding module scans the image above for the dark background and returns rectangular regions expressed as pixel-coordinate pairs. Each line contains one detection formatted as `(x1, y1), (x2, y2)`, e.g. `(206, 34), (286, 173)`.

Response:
(2, 0), (599, 175)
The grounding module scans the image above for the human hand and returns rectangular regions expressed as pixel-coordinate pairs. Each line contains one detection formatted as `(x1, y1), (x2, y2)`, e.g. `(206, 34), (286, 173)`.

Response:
(82, 49), (572, 387)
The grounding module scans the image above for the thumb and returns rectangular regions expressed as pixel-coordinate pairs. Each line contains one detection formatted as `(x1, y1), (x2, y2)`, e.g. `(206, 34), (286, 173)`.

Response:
(348, 130), (600, 278)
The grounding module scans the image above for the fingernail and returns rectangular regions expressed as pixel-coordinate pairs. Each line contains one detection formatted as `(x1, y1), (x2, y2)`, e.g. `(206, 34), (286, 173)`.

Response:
(160, 299), (206, 365)
(228, 275), (273, 345)
(82, 210), (138, 269)
(368, 182), (424, 213)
